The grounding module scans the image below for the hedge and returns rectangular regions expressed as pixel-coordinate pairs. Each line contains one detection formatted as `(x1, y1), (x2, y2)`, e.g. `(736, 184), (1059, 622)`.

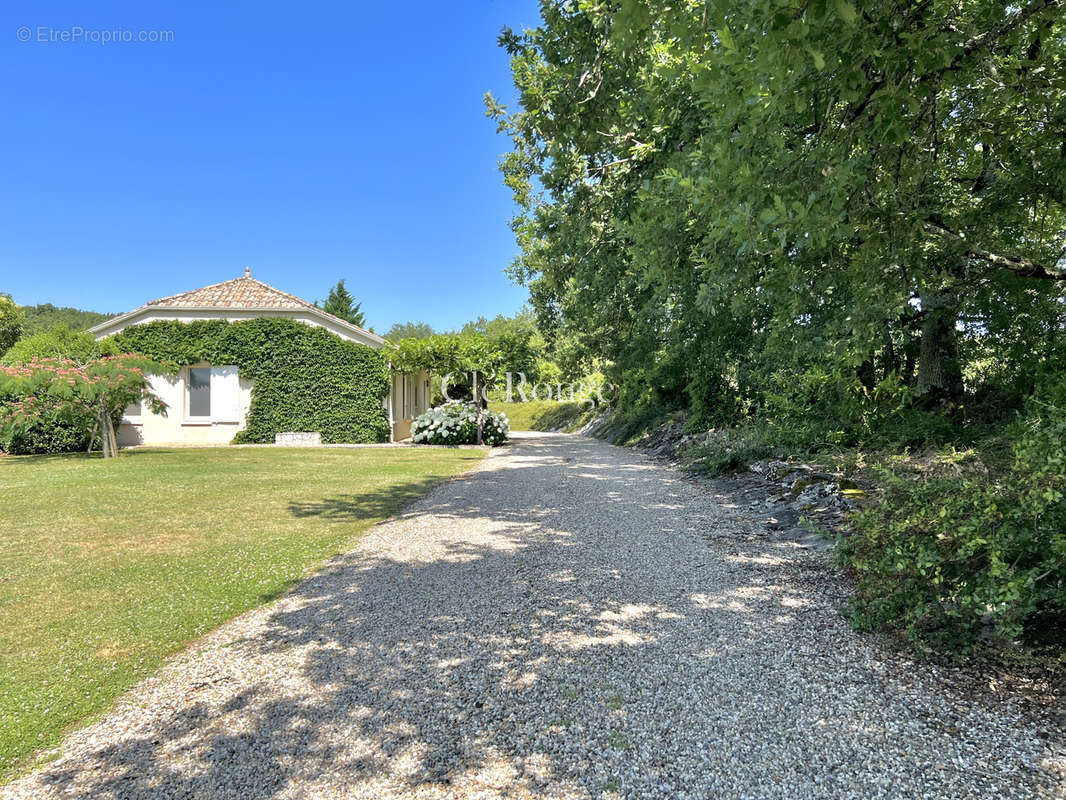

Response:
(0, 399), (97, 455)
(112, 319), (390, 444)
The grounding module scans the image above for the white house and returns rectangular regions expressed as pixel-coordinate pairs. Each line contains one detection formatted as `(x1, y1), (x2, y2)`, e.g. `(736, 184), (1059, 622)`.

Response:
(90, 269), (430, 445)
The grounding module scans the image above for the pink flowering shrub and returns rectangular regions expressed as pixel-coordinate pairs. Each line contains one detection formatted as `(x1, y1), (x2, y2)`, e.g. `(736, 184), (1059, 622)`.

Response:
(0, 354), (168, 455)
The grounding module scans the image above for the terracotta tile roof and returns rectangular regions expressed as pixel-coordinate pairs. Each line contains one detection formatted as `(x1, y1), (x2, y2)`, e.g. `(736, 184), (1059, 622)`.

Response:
(147, 277), (315, 310)
(92, 270), (388, 346)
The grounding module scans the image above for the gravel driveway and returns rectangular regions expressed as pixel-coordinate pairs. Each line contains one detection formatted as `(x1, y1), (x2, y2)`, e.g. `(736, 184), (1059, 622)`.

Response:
(5, 432), (1063, 799)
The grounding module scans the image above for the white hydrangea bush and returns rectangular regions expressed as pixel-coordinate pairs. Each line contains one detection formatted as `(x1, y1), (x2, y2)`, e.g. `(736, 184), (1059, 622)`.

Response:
(410, 401), (509, 446)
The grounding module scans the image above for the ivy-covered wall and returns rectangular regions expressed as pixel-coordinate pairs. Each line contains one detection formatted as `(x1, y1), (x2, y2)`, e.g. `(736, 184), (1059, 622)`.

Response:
(112, 319), (390, 443)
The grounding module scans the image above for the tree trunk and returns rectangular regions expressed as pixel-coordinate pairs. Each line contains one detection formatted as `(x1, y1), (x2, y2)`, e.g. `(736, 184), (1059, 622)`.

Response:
(105, 411), (118, 457)
(857, 356), (877, 391)
(87, 418), (99, 455)
(473, 371), (484, 446)
(881, 329), (897, 381)
(98, 399), (118, 458)
(915, 290), (963, 405)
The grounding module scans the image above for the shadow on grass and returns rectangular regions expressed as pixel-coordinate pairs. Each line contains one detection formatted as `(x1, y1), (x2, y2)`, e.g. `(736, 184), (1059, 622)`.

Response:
(0, 451), (104, 465)
(287, 476), (458, 523)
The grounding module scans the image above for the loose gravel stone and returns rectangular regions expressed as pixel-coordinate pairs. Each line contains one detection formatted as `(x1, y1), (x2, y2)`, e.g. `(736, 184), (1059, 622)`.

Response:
(4, 432), (1063, 799)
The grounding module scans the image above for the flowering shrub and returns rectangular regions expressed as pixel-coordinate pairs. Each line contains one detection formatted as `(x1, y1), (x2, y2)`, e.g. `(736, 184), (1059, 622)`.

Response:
(0, 354), (167, 457)
(411, 402), (509, 446)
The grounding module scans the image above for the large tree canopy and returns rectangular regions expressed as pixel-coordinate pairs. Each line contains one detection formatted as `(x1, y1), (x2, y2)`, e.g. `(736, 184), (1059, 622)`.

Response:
(385, 321), (435, 341)
(18, 303), (111, 335)
(490, 0), (1066, 425)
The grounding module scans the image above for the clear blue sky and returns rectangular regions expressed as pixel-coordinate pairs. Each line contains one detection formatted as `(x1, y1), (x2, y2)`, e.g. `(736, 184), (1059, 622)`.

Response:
(0, 0), (542, 332)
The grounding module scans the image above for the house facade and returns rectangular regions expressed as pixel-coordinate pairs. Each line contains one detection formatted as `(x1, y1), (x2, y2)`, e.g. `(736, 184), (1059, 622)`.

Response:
(89, 269), (429, 445)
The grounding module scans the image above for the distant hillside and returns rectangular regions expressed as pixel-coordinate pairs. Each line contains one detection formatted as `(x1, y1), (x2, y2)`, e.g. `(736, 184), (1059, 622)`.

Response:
(20, 304), (112, 335)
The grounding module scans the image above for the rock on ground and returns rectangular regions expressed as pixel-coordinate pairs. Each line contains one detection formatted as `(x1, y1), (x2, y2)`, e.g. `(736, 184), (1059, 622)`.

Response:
(4, 432), (1063, 799)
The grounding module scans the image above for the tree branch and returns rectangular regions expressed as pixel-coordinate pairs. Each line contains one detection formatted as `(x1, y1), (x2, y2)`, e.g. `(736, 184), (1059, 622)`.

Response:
(925, 221), (1066, 280)
(921, 0), (1060, 82)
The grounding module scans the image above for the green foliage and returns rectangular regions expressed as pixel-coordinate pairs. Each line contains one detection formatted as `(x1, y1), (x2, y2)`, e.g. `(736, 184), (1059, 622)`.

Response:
(1, 327), (119, 454)
(392, 314), (572, 395)
(2, 325), (118, 365)
(844, 400), (1066, 651)
(0, 296), (23, 354)
(0, 323), (107, 455)
(590, 404), (678, 447)
(385, 320), (435, 341)
(18, 303), (110, 335)
(411, 402), (509, 446)
(492, 0), (1066, 444)
(492, 1), (1066, 654)
(392, 332), (503, 376)
(460, 308), (551, 381)
(316, 279), (366, 327)
(112, 319), (390, 444)
(682, 425), (780, 477)
(0, 405), (95, 455)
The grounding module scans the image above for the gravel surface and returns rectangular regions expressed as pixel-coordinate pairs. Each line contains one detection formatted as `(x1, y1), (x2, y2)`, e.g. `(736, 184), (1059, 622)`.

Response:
(5, 432), (1063, 799)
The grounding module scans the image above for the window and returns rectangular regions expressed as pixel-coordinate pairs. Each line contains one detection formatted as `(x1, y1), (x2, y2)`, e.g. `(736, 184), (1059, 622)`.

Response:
(123, 400), (142, 420)
(187, 367), (211, 418)
(184, 366), (240, 423)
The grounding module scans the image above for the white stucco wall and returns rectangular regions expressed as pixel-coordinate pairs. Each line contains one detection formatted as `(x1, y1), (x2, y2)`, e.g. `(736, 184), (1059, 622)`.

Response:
(117, 369), (254, 447)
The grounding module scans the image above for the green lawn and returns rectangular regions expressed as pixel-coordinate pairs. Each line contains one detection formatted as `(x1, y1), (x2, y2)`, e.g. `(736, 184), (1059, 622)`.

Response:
(0, 446), (483, 780)
(490, 400), (595, 432)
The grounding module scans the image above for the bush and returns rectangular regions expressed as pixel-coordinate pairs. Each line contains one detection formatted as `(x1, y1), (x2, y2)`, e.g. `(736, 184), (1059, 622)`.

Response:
(2, 325), (117, 366)
(682, 424), (779, 476)
(0, 400), (96, 455)
(1, 329), (124, 454)
(842, 400), (1066, 651)
(411, 402), (509, 446)
(1, 329), (123, 455)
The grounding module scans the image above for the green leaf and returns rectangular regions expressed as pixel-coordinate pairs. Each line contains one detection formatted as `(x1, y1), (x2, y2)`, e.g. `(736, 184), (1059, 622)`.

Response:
(834, 0), (858, 24)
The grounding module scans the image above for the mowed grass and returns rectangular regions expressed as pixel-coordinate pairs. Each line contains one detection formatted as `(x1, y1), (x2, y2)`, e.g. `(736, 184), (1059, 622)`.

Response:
(0, 445), (484, 779)
(489, 400), (595, 432)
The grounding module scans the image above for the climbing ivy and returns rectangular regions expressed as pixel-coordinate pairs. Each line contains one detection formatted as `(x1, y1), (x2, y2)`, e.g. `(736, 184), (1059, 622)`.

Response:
(112, 319), (390, 443)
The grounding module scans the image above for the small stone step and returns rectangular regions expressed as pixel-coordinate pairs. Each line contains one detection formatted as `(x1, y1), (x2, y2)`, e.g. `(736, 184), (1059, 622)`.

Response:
(275, 431), (322, 446)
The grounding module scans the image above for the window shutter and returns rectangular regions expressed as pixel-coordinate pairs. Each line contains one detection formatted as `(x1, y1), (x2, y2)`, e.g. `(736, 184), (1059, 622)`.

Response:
(211, 366), (241, 422)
